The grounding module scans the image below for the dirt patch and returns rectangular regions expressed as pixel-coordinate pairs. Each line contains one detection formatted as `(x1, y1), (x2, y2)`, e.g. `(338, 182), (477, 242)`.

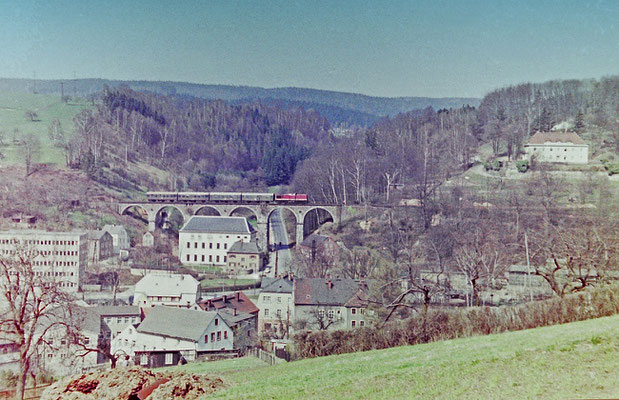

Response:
(40, 367), (224, 400)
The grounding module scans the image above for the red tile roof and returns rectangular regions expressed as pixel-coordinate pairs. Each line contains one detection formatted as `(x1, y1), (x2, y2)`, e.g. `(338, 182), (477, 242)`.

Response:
(527, 131), (586, 145)
(198, 291), (259, 315)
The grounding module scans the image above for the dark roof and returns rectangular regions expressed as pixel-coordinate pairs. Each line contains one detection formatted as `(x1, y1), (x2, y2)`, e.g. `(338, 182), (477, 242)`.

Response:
(198, 292), (259, 315)
(95, 305), (140, 317)
(261, 277), (294, 294)
(527, 131), (586, 145)
(218, 309), (255, 327)
(228, 241), (261, 254)
(87, 230), (111, 240)
(102, 224), (127, 235)
(137, 306), (219, 342)
(294, 278), (368, 307)
(181, 216), (254, 234)
(300, 233), (332, 248)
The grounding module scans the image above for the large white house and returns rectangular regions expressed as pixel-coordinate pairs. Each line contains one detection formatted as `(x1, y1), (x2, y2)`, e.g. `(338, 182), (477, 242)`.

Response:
(111, 306), (234, 367)
(133, 274), (200, 308)
(179, 216), (256, 266)
(524, 132), (588, 164)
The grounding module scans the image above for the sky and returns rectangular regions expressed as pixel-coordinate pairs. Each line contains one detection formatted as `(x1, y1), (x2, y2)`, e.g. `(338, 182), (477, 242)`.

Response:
(0, 0), (617, 98)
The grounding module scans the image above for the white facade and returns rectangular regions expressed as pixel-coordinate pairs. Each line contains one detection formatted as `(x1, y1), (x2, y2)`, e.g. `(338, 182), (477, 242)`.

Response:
(257, 291), (294, 335)
(102, 224), (130, 253)
(0, 230), (88, 292)
(133, 274), (200, 308)
(525, 143), (588, 164)
(179, 216), (256, 266)
(111, 311), (234, 363)
(524, 132), (589, 164)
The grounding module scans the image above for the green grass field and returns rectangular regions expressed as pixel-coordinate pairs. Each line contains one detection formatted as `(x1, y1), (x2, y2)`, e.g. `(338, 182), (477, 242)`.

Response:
(0, 91), (91, 166)
(163, 314), (619, 399)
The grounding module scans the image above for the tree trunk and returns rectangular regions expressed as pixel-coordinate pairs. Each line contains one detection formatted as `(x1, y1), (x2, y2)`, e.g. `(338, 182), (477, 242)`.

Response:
(16, 355), (29, 400)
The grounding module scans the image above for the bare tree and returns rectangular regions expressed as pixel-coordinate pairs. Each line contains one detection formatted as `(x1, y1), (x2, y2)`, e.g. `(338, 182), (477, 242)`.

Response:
(22, 134), (41, 177)
(308, 307), (339, 331)
(0, 248), (76, 400)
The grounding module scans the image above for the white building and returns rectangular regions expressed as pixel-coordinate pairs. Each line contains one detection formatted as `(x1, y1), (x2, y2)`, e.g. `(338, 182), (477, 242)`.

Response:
(133, 274), (200, 308)
(111, 306), (234, 367)
(102, 224), (130, 254)
(524, 132), (588, 164)
(0, 230), (88, 292)
(179, 216), (256, 266)
(257, 277), (294, 337)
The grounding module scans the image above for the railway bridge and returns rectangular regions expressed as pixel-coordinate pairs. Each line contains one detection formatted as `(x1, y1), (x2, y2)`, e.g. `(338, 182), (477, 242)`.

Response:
(117, 201), (346, 251)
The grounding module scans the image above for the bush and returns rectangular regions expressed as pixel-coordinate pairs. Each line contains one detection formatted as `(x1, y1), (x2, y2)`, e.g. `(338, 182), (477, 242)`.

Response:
(602, 161), (619, 176)
(516, 160), (529, 173)
(293, 284), (619, 359)
(483, 159), (502, 171)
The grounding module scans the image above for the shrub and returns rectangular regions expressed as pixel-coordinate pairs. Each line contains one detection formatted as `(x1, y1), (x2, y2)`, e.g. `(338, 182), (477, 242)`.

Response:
(516, 160), (529, 173)
(293, 284), (619, 359)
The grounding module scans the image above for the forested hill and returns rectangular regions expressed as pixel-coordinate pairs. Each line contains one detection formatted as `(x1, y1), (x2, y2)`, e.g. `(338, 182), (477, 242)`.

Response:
(0, 78), (479, 126)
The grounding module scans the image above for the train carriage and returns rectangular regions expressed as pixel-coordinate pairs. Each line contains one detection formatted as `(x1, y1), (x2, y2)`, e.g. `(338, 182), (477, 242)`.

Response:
(242, 193), (275, 202)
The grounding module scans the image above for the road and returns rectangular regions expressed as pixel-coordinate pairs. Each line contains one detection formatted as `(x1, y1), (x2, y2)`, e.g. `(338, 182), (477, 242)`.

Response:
(269, 208), (293, 276)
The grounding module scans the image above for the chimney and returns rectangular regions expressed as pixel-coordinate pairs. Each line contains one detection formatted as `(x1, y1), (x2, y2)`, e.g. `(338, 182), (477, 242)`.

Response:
(236, 292), (240, 301)
(326, 280), (333, 289)
(223, 295), (227, 303)
(234, 308), (237, 316)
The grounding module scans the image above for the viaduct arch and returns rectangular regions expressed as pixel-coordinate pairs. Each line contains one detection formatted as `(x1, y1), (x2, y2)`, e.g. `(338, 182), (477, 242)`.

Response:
(118, 201), (344, 252)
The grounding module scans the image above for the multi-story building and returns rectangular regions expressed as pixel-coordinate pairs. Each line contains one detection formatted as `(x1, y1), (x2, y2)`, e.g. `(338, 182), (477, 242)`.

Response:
(257, 276), (294, 337)
(102, 224), (130, 254)
(524, 132), (588, 164)
(87, 230), (114, 265)
(0, 230), (88, 292)
(226, 241), (262, 274)
(179, 216), (256, 266)
(98, 305), (142, 340)
(293, 278), (369, 331)
(133, 274), (200, 308)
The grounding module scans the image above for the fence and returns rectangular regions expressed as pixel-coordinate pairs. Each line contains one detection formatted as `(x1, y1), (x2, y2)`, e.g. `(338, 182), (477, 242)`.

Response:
(248, 348), (287, 366)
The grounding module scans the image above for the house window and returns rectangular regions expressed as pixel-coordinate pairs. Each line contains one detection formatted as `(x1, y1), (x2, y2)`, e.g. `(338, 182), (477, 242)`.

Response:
(165, 353), (173, 365)
(202, 255), (205, 262)
(217, 331), (221, 341)
(216, 255), (220, 263)
(352, 320), (356, 327)
(276, 309), (281, 318)
(202, 243), (205, 249)
(187, 242), (190, 249)
(209, 255), (213, 262)
(264, 309), (269, 317)
(194, 242), (198, 248)
(209, 243), (213, 249)
(328, 310), (334, 320)
(186, 254), (190, 261)
(217, 243), (220, 249)
(264, 323), (271, 330)
(224, 331), (228, 339)
(194, 255), (197, 262)
(204, 335), (208, 343)
(224, 243), (227, 250)
(211, 332), (215, 342)
(140, 354), (148, 366)
(215, 318), (219, 326)
(351, 308), (357, 315)
(360, 321), (365, 327)
(277, 297), (281, 303)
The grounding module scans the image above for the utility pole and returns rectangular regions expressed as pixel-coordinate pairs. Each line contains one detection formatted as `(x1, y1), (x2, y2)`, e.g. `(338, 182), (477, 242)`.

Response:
(524, 230), (533, 302)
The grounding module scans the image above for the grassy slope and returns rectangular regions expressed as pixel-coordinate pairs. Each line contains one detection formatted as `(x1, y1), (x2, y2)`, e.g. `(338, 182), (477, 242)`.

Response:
(0, 91), (91, 166)
(179, 315), (619, 399)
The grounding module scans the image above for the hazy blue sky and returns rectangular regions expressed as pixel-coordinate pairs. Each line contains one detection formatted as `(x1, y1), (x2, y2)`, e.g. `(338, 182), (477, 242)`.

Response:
(1, 0), (617, 97)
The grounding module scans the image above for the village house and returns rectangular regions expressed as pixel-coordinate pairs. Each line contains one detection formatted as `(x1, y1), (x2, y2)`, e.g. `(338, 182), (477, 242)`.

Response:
(293, 278), (369, 331)
(111, 306), (234, 368)
(198, 292), (259, 351)
(102, 224), (130, 254)
(179, 216), (256, 266)
(0, 229), (88, 292)
(297, 233), (340, 264)
(97, 305), (142, 340)
(133, 274), (200, 308)
(87, 230), (114, 265)
(257, 276), (294, 337)
(524, 131), (588, 164)
(226, 241), (262, 274)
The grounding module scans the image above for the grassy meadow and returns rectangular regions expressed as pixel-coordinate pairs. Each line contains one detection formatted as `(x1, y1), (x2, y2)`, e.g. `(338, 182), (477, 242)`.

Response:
(0, 91), (91, 166)
(166, 314), (619, 400)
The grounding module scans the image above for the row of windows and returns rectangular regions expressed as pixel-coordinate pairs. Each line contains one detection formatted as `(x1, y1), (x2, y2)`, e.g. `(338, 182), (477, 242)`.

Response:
(263, 309), (283, 318)
(187, 241), (228, 250)
(0, 249), (79, 257)
(186, 254), (226, 263)
(146, 296), (181, 302)
(262, 295), (283, 303)
(229, 255), (257, 260)
(351, 320), (365, 327)
(0, 239), (79, 246)
(205, 330), (228, 343)
(35, 271), (75, 277)
(105, 316), (139, 324)
(33, 260), (78, 267)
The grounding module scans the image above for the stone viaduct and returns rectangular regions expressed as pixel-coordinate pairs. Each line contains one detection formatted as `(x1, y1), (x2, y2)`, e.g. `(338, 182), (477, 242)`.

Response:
(118, 201), (345, 251)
